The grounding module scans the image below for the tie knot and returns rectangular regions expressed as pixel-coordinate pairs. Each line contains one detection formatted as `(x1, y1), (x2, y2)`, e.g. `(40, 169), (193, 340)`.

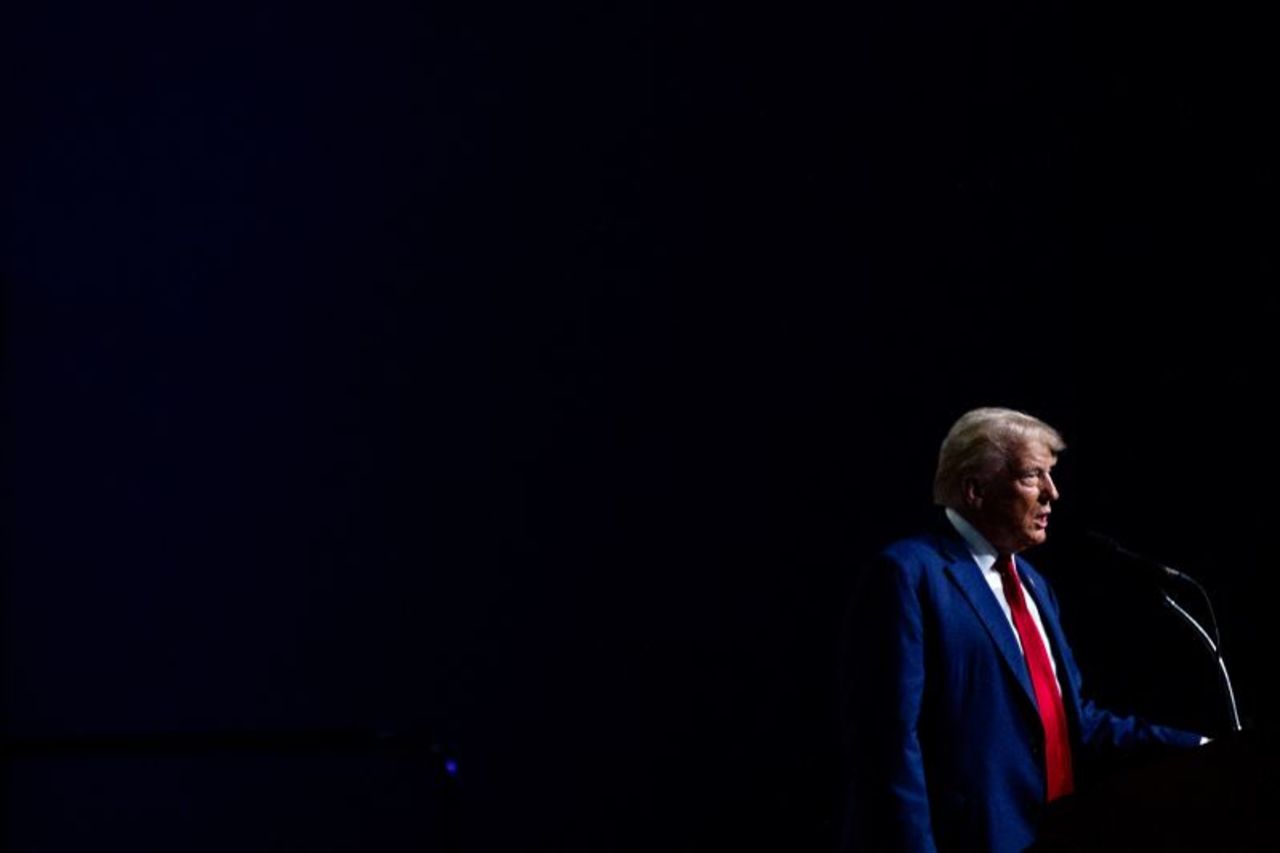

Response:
(998, 554), (1018, 578)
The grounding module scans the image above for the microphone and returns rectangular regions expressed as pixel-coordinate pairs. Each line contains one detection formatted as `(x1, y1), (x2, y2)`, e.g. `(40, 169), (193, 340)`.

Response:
(1083, 530), (1191, 582)
(1083, 530), (1242, 732)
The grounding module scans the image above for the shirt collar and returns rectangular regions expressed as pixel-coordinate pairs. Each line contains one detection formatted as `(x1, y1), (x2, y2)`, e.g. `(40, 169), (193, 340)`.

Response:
(944, 507), (1001, 573)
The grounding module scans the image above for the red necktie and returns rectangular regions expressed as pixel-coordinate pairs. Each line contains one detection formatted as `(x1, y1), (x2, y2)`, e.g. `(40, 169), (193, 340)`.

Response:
(997, 555), (1074, 801)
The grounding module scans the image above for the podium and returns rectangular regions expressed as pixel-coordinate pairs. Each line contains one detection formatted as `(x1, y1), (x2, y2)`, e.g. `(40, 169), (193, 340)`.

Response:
(1032, 731), (1274, 851)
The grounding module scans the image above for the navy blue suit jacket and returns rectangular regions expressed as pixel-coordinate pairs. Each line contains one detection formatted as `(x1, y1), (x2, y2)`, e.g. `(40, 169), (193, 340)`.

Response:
(840, 521), (1199, 852)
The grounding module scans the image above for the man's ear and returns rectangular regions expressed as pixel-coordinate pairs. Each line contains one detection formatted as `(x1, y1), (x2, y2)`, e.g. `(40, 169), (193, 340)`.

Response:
(962, 477), (984, 510)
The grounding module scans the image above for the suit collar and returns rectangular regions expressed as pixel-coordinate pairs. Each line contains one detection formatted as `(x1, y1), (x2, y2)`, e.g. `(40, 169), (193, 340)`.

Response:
(931, 515), (1038, 710)
(944, 507), (1001, 571)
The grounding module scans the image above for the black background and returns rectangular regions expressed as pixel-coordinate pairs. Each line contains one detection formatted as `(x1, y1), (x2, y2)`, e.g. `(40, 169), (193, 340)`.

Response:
(3, 1), (1275, 850)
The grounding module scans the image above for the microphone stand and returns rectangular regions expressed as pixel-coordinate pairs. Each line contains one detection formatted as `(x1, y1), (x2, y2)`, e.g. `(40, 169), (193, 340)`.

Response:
(1086, 531), (1244, 734)
(1159, 580), (1244, 733)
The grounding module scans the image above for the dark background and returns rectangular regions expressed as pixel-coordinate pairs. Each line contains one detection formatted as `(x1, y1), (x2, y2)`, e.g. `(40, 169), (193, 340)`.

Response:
(3, 1), (1274, 850)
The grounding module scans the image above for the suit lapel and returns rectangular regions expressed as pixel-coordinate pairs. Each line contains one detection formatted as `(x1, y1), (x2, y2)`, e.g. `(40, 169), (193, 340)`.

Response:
(1018, 562), (1073, 692)
(940, 547), (1038, 710)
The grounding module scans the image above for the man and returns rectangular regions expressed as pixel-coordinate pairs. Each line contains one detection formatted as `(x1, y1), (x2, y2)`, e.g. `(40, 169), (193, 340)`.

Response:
(839, 407), (1201, 852)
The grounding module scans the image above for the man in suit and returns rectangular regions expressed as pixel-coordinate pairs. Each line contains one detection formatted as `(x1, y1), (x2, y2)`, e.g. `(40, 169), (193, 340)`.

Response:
(839, 407), (1201, 852)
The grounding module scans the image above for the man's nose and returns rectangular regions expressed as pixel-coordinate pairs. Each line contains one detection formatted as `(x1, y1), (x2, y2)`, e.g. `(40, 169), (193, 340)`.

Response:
(1041, 473), (1060, 502)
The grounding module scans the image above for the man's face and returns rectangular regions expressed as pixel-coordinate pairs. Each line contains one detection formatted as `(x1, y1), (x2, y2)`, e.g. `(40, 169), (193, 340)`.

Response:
(968, 439), (1060, 554)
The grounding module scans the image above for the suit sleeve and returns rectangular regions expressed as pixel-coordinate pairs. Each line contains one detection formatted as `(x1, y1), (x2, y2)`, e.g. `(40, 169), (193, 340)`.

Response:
(1036, 579), (1203, 752)
(839, 556), (938, 853)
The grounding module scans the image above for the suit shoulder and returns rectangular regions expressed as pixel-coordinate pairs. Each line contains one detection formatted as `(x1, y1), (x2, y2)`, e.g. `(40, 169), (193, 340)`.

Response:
(876, 532), (954, 577)
(879, 530), (951, 562)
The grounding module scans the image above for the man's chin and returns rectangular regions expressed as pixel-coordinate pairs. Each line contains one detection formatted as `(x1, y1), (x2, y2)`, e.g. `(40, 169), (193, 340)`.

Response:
(1012, 530), (1048, 552)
